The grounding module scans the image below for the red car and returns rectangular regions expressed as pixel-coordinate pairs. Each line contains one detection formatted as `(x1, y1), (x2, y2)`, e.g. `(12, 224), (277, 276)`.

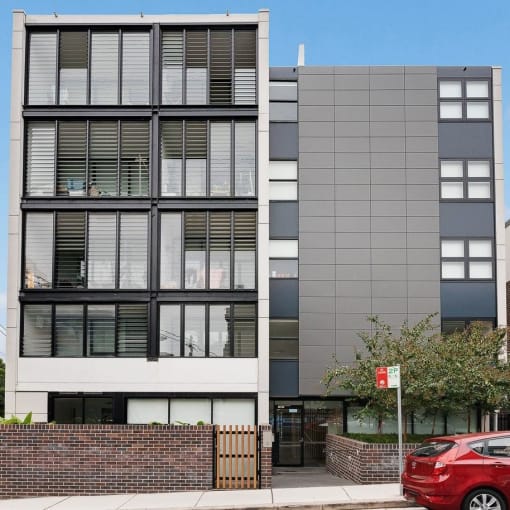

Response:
(402, 431), (510, 510)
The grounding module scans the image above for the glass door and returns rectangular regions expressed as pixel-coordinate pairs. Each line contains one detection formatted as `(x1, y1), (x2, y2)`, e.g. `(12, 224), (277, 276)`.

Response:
(274, 404), (303, 466)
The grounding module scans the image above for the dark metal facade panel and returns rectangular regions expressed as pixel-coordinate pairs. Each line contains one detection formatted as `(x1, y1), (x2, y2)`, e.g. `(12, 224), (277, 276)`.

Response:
(441, 281), (496, 317)
(269, 202), (298, 239)
(438, 123), (493, 158)
(269, 279), (299, 318)
(437, 66), (492, 78)
(269, 360), (299, 397)
(269, 122), (298, 160)
(269, 67), (298, 81)
(440, 203), (494, 237)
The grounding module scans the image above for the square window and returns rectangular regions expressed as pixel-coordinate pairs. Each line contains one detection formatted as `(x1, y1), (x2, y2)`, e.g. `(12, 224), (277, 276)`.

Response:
(442, 261), (465, 279)
(467, 161), (490, 178)
(469, 240), (492, 258)
(441, 161), (463, 178)
(440, 102), (462, 119)
(269, 239), (298, 258)
(468, 182), (490, 199)
(441, 182), (464, 199)
(439, 81), (462, 98)
(127, 398), (169, 424)
(441, 240), (464, 258)
(469, 261), (492, 279)
(466, 102), (489, 119)
(466, 81), (489, 98)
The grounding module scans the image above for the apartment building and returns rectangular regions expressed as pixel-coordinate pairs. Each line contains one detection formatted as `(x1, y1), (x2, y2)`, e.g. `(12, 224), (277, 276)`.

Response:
(6, 10), (505, 467)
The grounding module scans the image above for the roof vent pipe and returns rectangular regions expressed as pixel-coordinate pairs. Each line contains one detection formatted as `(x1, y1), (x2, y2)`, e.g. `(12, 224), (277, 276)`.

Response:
(297, 44), (305, 66)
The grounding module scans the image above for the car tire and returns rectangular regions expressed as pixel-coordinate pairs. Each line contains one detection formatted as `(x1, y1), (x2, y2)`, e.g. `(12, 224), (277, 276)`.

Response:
(463, 488), (507, 510)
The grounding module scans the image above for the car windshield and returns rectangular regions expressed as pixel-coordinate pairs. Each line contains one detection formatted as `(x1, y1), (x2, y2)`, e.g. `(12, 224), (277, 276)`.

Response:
(411, 441), (455, 457)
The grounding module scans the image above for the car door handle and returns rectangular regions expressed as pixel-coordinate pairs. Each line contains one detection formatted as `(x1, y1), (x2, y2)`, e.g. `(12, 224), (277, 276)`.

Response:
(491, 462), (505, 468)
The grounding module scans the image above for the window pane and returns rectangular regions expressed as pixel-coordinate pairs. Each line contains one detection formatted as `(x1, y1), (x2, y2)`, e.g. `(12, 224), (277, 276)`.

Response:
(88, 213), (116, 289)
(440, 161), (463, 178)
(469, 240), (492, 258)
(234, 212), (256, 290)
(209, 305), (231, 357)
(468, 182), (490, 199)
(442, 320), (466, 334)
(28, 32), (57, 105)
(170, 399), (210, 425)
(469, 261), (492, 279)
(185, 121), (207, 196)
(127, 399), (168, 424)
(467, 161), (490, 178)
(441, 239), (464, 258)
(466, 102), (489, 119)
(269, 239), (299, 258)
(269, 82), (297, 101)
(90, 32), (119, 104)
(117, 304), (148, 357)
(25, 122), (56, 196)
(234, 30), (256, 105)
(89, 121), (118, 197)
(439, 81), (462, 98)
(213, 399), (255, 425)
(59, 31), (88, 105)
(161, 121), (183, 196)
(161, 31), (183, 105)
(442, 261), (465, 279)
(119, 213), (148, 289)
(270, 259), (298, 278)
(440, 102), (462, 119)
(466, 81), (489, 98)
(441, 182), (464, 199)
(120, 121), (149, 196)
(269, 161), (297, 180)
(210, 122), (231, 196)
(184, 305), (205, 357)
(25, 213), (53, 289)
(270, 339), (298, 359)
(270, 319), (299, 339)
(160, 213), (182, 289)
(55, 212), (86, 288)
(54, 398), (83, 424)
(57, 121), (87, 196)
(87, 305), (115, 356)
(160, 305), (181, 357)
(210, 212), (231, 289)
(22, 305), (52, 356)
(233, 304), (256, 357)
(185, 31), (207, 105)
(270, 181), (298, 200)
(84, 398), (113, 424)
(235, 122), (256, 197)
(185, 212), (206, 289)
(55, 304), (83, 356)
(210, 30), (232, 104)
(122, 32), (150, 105)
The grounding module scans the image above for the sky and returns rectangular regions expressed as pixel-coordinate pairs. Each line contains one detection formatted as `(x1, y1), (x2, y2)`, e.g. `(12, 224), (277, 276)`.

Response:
(0, 0), (510, 358)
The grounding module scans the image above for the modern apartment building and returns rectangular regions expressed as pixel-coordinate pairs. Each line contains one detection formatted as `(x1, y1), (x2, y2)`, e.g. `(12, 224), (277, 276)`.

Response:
(6, 10), (505, 467)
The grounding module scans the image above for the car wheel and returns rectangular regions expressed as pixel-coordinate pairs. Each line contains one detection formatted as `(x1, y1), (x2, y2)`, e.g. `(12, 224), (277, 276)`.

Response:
(463, 489), (506, 510)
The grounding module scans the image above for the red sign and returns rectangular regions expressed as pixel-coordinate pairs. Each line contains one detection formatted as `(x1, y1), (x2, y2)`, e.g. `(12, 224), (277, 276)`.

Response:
(376, 367), (388, 389)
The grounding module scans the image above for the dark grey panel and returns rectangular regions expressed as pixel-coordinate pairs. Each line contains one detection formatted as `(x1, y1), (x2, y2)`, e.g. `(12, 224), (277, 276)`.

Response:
(270, 202), (299, 238)
(270, 360), (299, 397)
(270, 67), (298, 81)
(441, 282), (496, 317)
(270, 102), (298, 122)
(438, 123), (493, 158)
(440, 203), (494, 237)
(270, 122), (298, 160)
(270, 280), (299, 318)
(437, 66), (492, 78)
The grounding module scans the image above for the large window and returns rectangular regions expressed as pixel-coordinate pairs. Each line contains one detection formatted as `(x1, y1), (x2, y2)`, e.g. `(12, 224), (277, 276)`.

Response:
(27, 30), (150, 105)
(440, 160), (491, 200)
(22, 303), (148, 357)
(441, 238), (494, 280)
(161, 28), (256, 105)
(160, 120), (256, 197)
(439, 79), (491, 120)
(24, 212), (148, 289)
(269, 319), (298, 359)
(53, 397), (113, 424)
(160, 211), (256, 290)
(159, 303), (256, 357)
(25, 120), (150, 197)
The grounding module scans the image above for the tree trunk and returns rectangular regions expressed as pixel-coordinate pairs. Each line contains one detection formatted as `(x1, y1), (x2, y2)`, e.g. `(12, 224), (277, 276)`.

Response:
(467, 411), (471, 433)
(378, 415), (383, 434)
(431, 412), (436, 435)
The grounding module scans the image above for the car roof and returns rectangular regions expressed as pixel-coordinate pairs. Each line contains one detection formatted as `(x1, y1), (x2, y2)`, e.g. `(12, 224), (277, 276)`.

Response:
(425, 431), (510, 443)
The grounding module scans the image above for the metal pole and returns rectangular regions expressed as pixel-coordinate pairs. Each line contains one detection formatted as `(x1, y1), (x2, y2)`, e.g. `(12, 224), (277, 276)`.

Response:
(397, 365), (403, 496)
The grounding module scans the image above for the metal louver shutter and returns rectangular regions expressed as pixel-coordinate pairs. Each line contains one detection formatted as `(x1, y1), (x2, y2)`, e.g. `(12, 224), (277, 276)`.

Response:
(234, 30), (256, 105)
(234, 122), (256, 197)
(120, 121), (150, 196)
(210, 122), (231, 196)
(117, 304), (148, 357)
(55, 304), (83, 357)
(55, 212), (86, 288)
(122, 32), (150, 105)
(233, 304), (256, 357)
(90, 32), (119, 105)
(161, 121), (183, 196)
(209, 212), (231, 289)
(184, 212), (206, 289)
(185, 121), (207, 196)
(89, 121), (118, 197)
(59, 31), (88, 105)
(119, 213), (148, 289)
(161, 31), (183, 104)
(25, 122), (56, 196)
(87, 213), (117, 289)
(185, 30), (207, 104)
(22, 305), (52, 356)
(57, 121), (87, 196)
(87, 305), (116, 356)
(210, 30), (232, 104)
(234, 211), (256, 290)
(28, 32), (57, 105)
(25, 213), (53, 289)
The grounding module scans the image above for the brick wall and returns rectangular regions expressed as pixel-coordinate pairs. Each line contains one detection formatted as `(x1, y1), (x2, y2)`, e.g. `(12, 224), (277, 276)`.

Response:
(259, 424), (272, 489)
(0, 424), (271, 498)
(326, 434), (420, 484)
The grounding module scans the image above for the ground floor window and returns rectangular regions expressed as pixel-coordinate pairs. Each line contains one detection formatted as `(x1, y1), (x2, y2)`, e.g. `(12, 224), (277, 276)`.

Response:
(53, 397), (113, 424)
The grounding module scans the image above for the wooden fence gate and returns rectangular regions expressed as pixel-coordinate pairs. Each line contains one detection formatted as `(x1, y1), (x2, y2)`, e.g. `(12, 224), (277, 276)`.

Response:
(215, 425), (259, 489)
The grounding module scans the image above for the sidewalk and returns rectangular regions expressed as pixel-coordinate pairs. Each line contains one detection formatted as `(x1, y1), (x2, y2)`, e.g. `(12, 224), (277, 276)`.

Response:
(0, 484), (423, 510)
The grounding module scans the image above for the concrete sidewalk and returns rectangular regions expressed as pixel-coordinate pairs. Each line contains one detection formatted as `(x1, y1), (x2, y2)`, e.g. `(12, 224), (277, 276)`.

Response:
(0, 484), (424, 510)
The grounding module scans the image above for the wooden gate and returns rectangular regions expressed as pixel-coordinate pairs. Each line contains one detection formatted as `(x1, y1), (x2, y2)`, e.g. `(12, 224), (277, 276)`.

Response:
(215, 425), (258, 489)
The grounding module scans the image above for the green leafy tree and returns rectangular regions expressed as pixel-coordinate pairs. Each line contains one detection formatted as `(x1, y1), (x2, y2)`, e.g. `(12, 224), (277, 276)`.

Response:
(0, 358), (5, 418)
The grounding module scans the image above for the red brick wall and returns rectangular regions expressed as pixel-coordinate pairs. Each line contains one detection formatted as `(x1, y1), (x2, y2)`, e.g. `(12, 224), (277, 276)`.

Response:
(326, 434), (420, 484)
(259, 424), (272, 489)
(0, 424), (271, 498)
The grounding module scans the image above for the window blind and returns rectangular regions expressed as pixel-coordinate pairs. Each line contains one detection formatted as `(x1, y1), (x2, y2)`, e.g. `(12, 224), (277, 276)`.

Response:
(59, 31), (88, 104)
(210, 30), (232, 104)
(89, 121), (118, 197)
(160, 121), (183, 196)
(25, 213), (53, 289)
(28, 32), (57, 105)
(87, 213), (117, 289)
(209, 212), (231, 289)
(119, 213), (148, 289)
(54, 305), (84, 357)
(117, 304), (148, 357)
(56, 121), (87, 197)
(234, 122), (256, 196)
(90, 32), (119, 105)
(185, 121), (207, 196)
(120, 121), (150, 196)
(22, 305), (52, 357)
(210, 122), (231, 196)
(122, 32), (150, 105)
(25, 122), (56, 197)
(234, 30), (256, 104)
(55, 212), (86, 288)
(161, 31), (183, 104)
(185, 30), (207, 104)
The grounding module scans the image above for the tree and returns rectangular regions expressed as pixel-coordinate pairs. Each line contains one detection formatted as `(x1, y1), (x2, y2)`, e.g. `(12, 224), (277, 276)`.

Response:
(322, 315), (510, 439)
(0, 358), (5, 418)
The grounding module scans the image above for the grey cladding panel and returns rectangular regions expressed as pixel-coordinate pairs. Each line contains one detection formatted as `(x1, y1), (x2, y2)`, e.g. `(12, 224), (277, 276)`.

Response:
(437, 66), (492, 78)
(440, 203), (494, 237)
(441, 282), (496, 317)
(270, 202), (299, 239)
(270, 102), (298, 122)
(438, 123), (493, 158)
(269, 122), (298, 160)
(270, 67), (298, 81)
(270, 360), (299, 397)
(270, 279), (299, 318)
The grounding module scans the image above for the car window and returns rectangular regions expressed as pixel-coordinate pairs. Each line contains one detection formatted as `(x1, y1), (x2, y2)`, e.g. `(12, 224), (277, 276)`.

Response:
(468, 440), (485, 455)
(487, 437), (510, 458)
(411, 441), (455, 457)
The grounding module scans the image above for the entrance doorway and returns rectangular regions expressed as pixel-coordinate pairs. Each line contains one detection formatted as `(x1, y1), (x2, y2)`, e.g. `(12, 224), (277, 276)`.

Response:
(274, 404), (303, 466)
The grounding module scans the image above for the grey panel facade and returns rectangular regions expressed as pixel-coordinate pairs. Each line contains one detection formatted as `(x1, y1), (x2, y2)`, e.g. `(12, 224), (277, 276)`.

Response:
(270, 360), (299, 397)
(270, 279), (299, 318)
(269, 122), (298, 160)
(438, 123), (493, 158)
(269, 202), (299, 238)
(440, 203), (494, 237)
(441, 282), (496, 317)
